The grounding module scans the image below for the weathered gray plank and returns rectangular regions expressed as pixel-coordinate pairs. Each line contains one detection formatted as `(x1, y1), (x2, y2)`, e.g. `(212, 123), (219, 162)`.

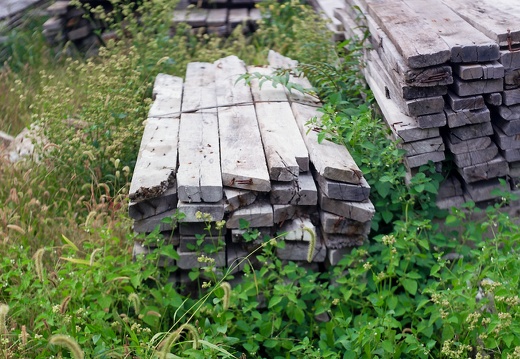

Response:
(226, 201), (273, 228)
(128, 187), (178, 220)
(415, 113), (447, 129)
(484, 93), (502, 106)
(457, 155), (509, 183)
(401, 137), (445, 157)
(272, 204), (317, 224)
(364, 13), (453, 87)
(215, 55), (254, 106)
(129, 117), (180, 202)
(445, 136), (492, 155)
(177, 112), (222, 203)
(496, 104), (520, 121)
(152, 73), (183, 101)
(276, 240), (326, 262)
(278, 217), (316, 241)
(505, 69), (520, 89)
(365, 69), (440, 141)
(314, 169), (370, 202)
(402, 0), (499, 63)
(322, 232), (366, 249)
(448, 122), (493, 142)
(453, 142), (499, 168)
(148, 75), (184, 118)
(177, 200), (225, 222)
(206, 8), (227, 27)
(291, 103), (363, 183)
(404, 151), (445, 169)
(319, 190), (375, 223)
(502, 148), (520, 162)
(223, 187), (257, 213)
(270, 173), (318, 205)
(248, 66), (290, 103)
(368, 1), (451, 68)
(493, 118), (520, 137)
(133, 209), (177, 233)
(502, 89), (520, 107)
(437, 175), (464, 199)
(177, 249), (225, 270)
(493, 125), (520, 150)
(228, 8), (248, 27)
(179, 222), (224, 236)
(446, 91), (485, 112)
(463, 178), (507, 203)
(445, 107), (490, 128)
(500, 51), (520, 71)
(182, 62), (217, 113)
(450, 77), (503, 97)
(255, 101), (308, 178)
(442, 0), (520, 48)
(320, 211), (371, 235)
(326, 247), (355, 266)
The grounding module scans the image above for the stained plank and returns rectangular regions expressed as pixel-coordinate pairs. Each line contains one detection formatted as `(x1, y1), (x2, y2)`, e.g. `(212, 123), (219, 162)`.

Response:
(270, 173), (318, 205)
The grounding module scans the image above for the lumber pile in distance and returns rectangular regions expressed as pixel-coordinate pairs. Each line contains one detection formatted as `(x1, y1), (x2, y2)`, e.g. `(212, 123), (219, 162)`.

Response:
(128, 52), (374, 281)
(317, 0), (520, 209)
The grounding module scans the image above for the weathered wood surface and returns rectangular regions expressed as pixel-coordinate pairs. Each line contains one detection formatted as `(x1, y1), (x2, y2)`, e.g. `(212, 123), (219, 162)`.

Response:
(368, 1), (451, 68)
(446, 91), (485, 112)
(404, 151), (445, 169)
(505, 70), (520, 89)
(310, 0), (345, 32)
(363, 14), (453, 87)
(272, 204), (317, 224)
(291, 103), (363, 184)
(453, 142), (498, 168)
(366, 49), (445, 116)
(320, 211), (371, 235)
(129, 117), (180, 202)
(493, 126), (520, 150)
(216, 57), (271, 192)
(228, 8), (248, 27)
(496, 104), (520, 121)
(451, 77), (503, 97)
(448, 122), (494, 142)
(318, 190), (375, 223)
(400, 137), (445, 157)
(463, 178), (507, 202)
(206, 8), (228, 27)
(500, 51), (520, 71)
(223, 187), (257, 213)
(270, 173), (318, 205)
(133, 209), (177, 233)
(248, 66), (290, 103)
(314, 170), (370, 202)
(445, 136), (492, 155)
(177, 62), (222, 203)
(442, 0), (520, 48)
(277, 240), (326, 262)
(502, 89), (520, 107)
(128, 187), (178, 220)
(279, 217), (316, 241)
(365, 69), (440, 141)
(0, 0), (43, 19)
(401, 0), (499, 63)
(322, 232), (366, 248)
(452, 62), (504, 81)
(445, 107), (490, 128)
(177, 112), (222, 202)
(502, 148), (520, 162)
(493, 118), (520, 137)
(177, 249), (225, 270)
(457, 155), (509, 183)
(226, 201), (274, 228)
(177, 200), (225, 222)
(148, 75), (184, 118)
(437, 175), (464, 199)
(484, 93), (502, 106)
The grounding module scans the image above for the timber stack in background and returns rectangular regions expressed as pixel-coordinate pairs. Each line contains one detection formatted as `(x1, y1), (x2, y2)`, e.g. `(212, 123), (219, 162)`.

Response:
(311, 0), (520, 211)
(128, 52), (375, 281)
(42, 0), (262, 54)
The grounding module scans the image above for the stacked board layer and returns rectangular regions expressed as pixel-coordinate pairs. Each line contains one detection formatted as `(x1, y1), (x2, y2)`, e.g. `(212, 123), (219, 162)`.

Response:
(128, 53), (375, 277)
(317, 0), (520, 208)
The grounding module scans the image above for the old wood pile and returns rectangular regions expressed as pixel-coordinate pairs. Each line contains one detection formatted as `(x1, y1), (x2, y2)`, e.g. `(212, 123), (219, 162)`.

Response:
(312, 0), (520, 209)
(128, 52), (374, 276)
(42, 0), (262, 53)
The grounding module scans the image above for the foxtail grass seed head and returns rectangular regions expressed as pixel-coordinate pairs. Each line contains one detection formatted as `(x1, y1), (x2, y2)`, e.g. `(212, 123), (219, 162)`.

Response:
(32, 248), (45, 282)
(60, 295), (72, 314)
(0, 303), (9, 335)
(89, 248), (102, 267)
(219, 282), (232, 310)
(158, 324), (200, 358)
(303, 227), (316, 263)
(49, 334), (84, 359)
(128, 293), (141, 314)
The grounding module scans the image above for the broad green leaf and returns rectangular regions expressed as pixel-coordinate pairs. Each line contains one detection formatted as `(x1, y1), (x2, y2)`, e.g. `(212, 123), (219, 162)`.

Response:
(268, 295), (283, 309)
(381, 340), (394, 353)
(401, 278), (417, 295)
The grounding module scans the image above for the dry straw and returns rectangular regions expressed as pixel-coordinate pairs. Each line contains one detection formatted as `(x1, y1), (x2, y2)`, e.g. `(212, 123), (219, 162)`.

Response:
(32, 248), (45, 282)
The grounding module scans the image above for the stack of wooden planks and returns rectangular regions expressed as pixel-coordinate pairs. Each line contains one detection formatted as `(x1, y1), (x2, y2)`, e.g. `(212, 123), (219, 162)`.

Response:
(316, 0), (520, 208)
(172, 0), (262, 36)
(129, 53), (374, 276)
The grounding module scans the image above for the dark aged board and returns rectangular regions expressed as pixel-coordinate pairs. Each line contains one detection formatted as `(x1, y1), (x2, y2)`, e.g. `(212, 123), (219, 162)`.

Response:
(291, 103), (363, 184)
(225, 200), (274, 228)
(368, 1), (451, 68)
(320, 211), (371, 235)
(444, 107), (491, 128)
(270, 173), (318, 205)
(128, 187), (177, 220)
(442, 0), (520, 48)
(493, 126), (520, 150)
(215, 56), (271, 192)
(445, 91), (486, 112)
(445, 136), (492, 155)
(401, 0), (499, 63)
(318, 189), (375, 223)
(314, 170), (371, 202)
